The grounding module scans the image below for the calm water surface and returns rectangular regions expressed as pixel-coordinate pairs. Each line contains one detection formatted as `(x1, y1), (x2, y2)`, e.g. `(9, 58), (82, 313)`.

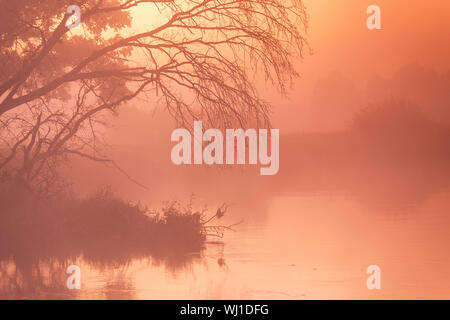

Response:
(9, 189), (448, 299)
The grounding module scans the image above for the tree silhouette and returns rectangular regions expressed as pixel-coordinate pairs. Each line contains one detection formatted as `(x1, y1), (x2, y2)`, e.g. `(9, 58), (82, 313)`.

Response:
(0, 0), (307, 191)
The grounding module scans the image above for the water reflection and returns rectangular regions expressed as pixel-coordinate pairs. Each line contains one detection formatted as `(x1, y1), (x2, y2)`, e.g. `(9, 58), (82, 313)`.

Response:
(2, 167), (450, 299)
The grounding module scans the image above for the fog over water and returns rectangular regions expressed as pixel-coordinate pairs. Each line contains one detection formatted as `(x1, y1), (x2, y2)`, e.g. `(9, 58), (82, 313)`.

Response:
(1, 0), (450, 299)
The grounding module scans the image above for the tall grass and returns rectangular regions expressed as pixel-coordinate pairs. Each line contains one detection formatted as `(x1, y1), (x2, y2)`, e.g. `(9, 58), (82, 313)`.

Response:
(0, 183), (208, 267)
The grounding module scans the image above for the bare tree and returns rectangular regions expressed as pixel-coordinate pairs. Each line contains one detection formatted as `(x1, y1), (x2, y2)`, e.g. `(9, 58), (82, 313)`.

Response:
(0, 0), (308, 191)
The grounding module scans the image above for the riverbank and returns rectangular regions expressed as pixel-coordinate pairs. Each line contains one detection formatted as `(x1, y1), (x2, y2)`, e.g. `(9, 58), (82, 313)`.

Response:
(0, 183), (208, 267)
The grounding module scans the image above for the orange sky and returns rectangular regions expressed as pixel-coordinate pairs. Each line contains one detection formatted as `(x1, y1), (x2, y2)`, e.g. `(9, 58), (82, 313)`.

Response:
(299, 0), (450, 82)
(127, 0), (450, 132)
(261, 0), (449, 131)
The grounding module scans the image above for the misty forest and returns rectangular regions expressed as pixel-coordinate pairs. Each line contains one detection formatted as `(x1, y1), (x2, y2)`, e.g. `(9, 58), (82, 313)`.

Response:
(0, 0), (449, 299)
